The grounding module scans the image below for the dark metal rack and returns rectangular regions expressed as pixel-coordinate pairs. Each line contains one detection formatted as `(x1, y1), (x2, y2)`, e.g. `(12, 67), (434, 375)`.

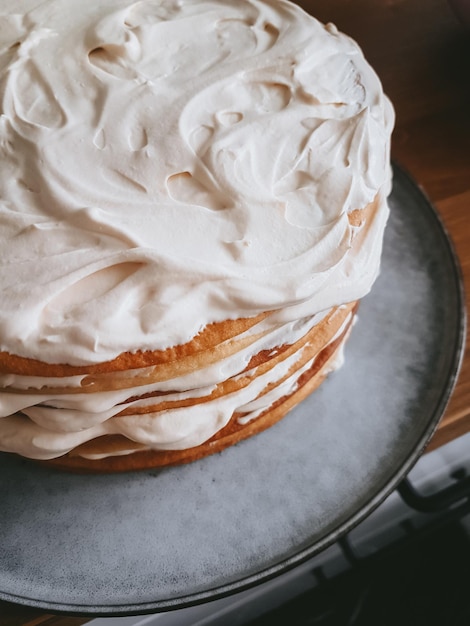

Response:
(246, 467), (470, 626)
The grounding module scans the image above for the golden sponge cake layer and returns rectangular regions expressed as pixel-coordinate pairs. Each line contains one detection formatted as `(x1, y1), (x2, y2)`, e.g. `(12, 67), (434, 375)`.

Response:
(0, 303), (356, 466)
(41, 313), (353, 472)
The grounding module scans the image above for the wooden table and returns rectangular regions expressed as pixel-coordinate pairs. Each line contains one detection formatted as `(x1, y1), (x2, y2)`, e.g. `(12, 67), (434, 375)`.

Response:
(2, 0), (469, 623)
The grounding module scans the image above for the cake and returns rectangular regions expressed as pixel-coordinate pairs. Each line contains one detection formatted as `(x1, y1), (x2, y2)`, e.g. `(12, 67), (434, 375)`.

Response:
(0, 0), (394, 471)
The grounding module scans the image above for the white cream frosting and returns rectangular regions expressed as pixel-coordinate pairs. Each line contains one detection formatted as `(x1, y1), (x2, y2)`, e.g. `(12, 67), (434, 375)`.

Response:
(0, 0), (394, 460)
(0, 0), (393, 366)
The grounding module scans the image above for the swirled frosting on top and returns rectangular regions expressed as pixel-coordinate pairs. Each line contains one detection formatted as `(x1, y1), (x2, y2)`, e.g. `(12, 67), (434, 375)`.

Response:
(0, 0), (394, 365)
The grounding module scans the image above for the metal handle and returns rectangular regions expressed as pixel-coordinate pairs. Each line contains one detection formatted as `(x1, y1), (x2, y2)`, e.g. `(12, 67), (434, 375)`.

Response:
(397, 472), (470, 513)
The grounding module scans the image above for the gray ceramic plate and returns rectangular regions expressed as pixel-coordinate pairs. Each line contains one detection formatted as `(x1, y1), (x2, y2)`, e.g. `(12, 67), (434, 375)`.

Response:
(0, 164), (466, 616)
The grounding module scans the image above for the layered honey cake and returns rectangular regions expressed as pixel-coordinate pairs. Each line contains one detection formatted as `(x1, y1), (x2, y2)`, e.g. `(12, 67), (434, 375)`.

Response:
(0, 0), (394, 471)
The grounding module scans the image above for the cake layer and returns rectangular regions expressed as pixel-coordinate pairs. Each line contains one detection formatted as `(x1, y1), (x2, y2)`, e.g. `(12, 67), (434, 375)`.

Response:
(40, 314), (353, 472)
(0, 303), (355, 462)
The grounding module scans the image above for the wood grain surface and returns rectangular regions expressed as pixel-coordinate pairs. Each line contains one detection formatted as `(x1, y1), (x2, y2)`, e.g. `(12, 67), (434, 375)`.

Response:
(1, 0), (469, 623)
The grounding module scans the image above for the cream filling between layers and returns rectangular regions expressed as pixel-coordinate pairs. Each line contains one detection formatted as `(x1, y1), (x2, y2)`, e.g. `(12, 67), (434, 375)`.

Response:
(0, 309), (330, 395)
(0, 314), (353, 460)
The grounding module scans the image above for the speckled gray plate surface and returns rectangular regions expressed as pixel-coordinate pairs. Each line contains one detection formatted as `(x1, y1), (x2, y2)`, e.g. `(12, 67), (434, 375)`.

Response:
(0, 164), (465, 616)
